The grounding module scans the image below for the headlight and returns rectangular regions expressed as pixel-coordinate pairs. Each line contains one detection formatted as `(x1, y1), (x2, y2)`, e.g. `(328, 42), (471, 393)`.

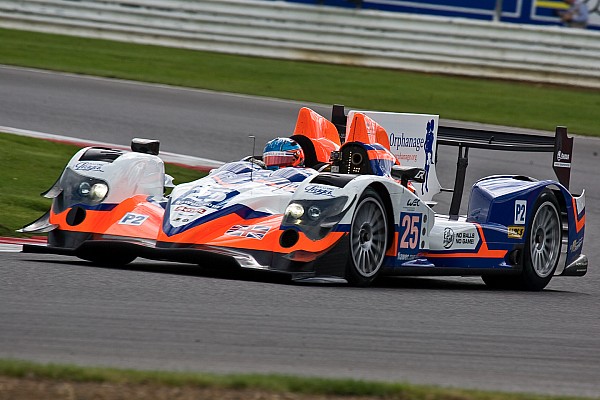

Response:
(53, 168), (111, 213)
(90, 183), (109, 201)
(285, 203), (304, 219)
(79, 182), (91, 196)
(307, 206), (321, 220)
(78, 182), (108, 201)
(282, 196), (349, 240)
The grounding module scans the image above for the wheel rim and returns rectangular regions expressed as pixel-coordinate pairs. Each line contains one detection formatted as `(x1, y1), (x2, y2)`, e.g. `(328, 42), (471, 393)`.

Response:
(529, 201), (560, 278)
(350, 197), (387, 278)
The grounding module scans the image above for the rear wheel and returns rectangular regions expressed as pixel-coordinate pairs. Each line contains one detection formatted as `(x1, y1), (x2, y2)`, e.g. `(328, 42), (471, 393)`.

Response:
(521, 190), (562, 290)
(346, 189), (388, 287)
(482, 189), (561, 291)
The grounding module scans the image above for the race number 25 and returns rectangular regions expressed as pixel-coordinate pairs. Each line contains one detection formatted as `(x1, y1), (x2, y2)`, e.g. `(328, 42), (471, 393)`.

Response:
(399, 213), (421, 250)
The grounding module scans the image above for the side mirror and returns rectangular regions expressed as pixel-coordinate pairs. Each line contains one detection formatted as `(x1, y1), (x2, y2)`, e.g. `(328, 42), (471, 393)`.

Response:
(131, 138), (160, 155)
(391, 165), (426, 187)
(164, 174), (175, 188)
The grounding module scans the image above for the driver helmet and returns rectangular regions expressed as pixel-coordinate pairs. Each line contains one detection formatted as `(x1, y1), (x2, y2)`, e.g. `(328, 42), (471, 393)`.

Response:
(263, 138), (304, 170)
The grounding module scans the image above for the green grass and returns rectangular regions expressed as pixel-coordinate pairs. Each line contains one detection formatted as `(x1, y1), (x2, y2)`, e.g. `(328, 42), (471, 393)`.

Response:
(0, 28), (599, 136)
(0, 358), (594, 400)
(0, 133), (204, 236)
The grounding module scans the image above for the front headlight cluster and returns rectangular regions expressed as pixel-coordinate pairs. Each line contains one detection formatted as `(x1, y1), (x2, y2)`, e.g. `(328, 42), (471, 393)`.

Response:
(283, 196), (349, 240)
(78, 182), (109, 201)
(52, 168), (110, 213)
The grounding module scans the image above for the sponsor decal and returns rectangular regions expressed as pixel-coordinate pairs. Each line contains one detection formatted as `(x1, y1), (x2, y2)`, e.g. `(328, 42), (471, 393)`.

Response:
(508, 225), (525, 239)
(174, 205), (206, 214)
(570, 238), (583, 253)
(174, 187), (239, 211)
(556, 151), (571, 162)
(118, 213), (149, 226)
(73, 161), (104, 172)
(389, 132), (425, 152)
(304, 185), (334, 197)
(553, 161), (571, 169)
(225, 224), (270, 240)
(406, 199), (420, 207)
(514, 200), (527, 225)
(443, 227), (454, 249)
(455, 231), (476, 245)
(173, 198), (206, 208)
(439, 226), (479, 250)
(420, 119), (435, 196)
(397, 253), (417, 261)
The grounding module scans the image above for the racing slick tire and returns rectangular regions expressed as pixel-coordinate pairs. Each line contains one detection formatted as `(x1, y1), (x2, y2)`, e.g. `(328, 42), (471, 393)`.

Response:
(483, 189), (561, 291)
(346, 188), (388, 287)
(521, 189), (562, 290)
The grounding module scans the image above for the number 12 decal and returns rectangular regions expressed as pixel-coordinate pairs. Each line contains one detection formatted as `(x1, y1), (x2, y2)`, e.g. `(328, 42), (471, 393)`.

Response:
(399, 213), (421, 250)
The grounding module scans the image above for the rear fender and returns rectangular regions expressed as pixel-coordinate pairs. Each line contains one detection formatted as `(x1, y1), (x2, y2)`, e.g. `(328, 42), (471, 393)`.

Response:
(467, 175), (585, 272)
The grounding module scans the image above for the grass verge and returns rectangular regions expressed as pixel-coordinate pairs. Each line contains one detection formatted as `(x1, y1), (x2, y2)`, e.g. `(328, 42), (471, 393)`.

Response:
(0, 28), (599, 136)
(0, 358), (593, 400)
(0, 133), (204, 236)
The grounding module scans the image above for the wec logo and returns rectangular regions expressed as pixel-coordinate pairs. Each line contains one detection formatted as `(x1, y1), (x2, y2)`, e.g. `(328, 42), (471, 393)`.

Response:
(406, 199), (420, 207)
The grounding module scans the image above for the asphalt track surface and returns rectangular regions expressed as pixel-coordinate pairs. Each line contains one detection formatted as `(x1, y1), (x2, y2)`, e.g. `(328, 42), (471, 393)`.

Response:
(1, 66), (599, 397)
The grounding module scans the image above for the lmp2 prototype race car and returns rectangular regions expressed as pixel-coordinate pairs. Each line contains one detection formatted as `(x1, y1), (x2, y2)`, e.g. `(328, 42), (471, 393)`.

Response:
(21, 105), (587, 290)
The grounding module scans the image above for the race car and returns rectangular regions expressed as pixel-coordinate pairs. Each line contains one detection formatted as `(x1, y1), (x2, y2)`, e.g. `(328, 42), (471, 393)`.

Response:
(21, 105), (587, 290)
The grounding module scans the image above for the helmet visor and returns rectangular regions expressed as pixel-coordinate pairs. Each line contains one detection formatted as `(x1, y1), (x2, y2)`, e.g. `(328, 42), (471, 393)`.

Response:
(264, 151), (300, 168)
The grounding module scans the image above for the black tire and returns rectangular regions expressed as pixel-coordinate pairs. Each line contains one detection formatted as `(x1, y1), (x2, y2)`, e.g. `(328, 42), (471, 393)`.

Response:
(346, 188), (388, 287)
(520, 189), (562, 291)
(482, 189), (561, 291)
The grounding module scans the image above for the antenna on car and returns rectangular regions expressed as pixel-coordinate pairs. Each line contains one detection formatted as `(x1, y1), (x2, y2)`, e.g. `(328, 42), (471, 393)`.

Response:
(249, 135), (256, 182)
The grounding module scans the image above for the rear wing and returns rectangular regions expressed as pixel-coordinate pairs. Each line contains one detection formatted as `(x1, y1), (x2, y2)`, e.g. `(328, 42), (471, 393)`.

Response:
(437, 124), (573, 218)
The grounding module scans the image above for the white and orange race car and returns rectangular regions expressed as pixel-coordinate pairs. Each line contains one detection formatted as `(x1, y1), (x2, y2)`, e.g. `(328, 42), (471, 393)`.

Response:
(21, 105), (587, 290)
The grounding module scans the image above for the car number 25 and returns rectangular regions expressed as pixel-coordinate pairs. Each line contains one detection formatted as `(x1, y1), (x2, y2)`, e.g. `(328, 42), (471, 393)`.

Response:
(399, 212), (421, 251)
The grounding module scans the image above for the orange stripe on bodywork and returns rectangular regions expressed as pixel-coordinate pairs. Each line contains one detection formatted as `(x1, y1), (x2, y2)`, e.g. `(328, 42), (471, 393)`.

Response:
(49, 195), (164, 240)
(571, 198), (585, 233)
(159, 213), (346, 255)
(366, 149), (398, 164)
(423, 225), (507, 259)
(386, 232), (399, 256)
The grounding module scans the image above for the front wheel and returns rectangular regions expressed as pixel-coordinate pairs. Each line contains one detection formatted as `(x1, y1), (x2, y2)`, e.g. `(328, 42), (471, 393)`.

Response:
(346, 188), (388, 287)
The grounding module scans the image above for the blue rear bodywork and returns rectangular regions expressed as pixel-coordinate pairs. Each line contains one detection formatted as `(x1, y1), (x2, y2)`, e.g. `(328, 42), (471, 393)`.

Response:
(468, 175), (585, 268)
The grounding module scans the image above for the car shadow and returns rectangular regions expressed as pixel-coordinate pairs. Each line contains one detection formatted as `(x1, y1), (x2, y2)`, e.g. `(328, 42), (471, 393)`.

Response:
(33, 256), (294, 285)
(27, 256), (578, 293)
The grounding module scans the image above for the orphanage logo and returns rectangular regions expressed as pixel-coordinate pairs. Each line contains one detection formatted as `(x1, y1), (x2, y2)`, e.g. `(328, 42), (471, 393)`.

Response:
(422, 119), (435, 195)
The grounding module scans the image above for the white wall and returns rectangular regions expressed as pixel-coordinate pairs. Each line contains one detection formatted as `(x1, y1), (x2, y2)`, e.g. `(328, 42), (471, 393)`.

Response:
(1, 0), (599, 88)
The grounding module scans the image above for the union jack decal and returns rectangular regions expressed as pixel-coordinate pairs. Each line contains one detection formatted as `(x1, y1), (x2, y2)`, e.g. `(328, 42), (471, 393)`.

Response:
(225, 224), (271, 240)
